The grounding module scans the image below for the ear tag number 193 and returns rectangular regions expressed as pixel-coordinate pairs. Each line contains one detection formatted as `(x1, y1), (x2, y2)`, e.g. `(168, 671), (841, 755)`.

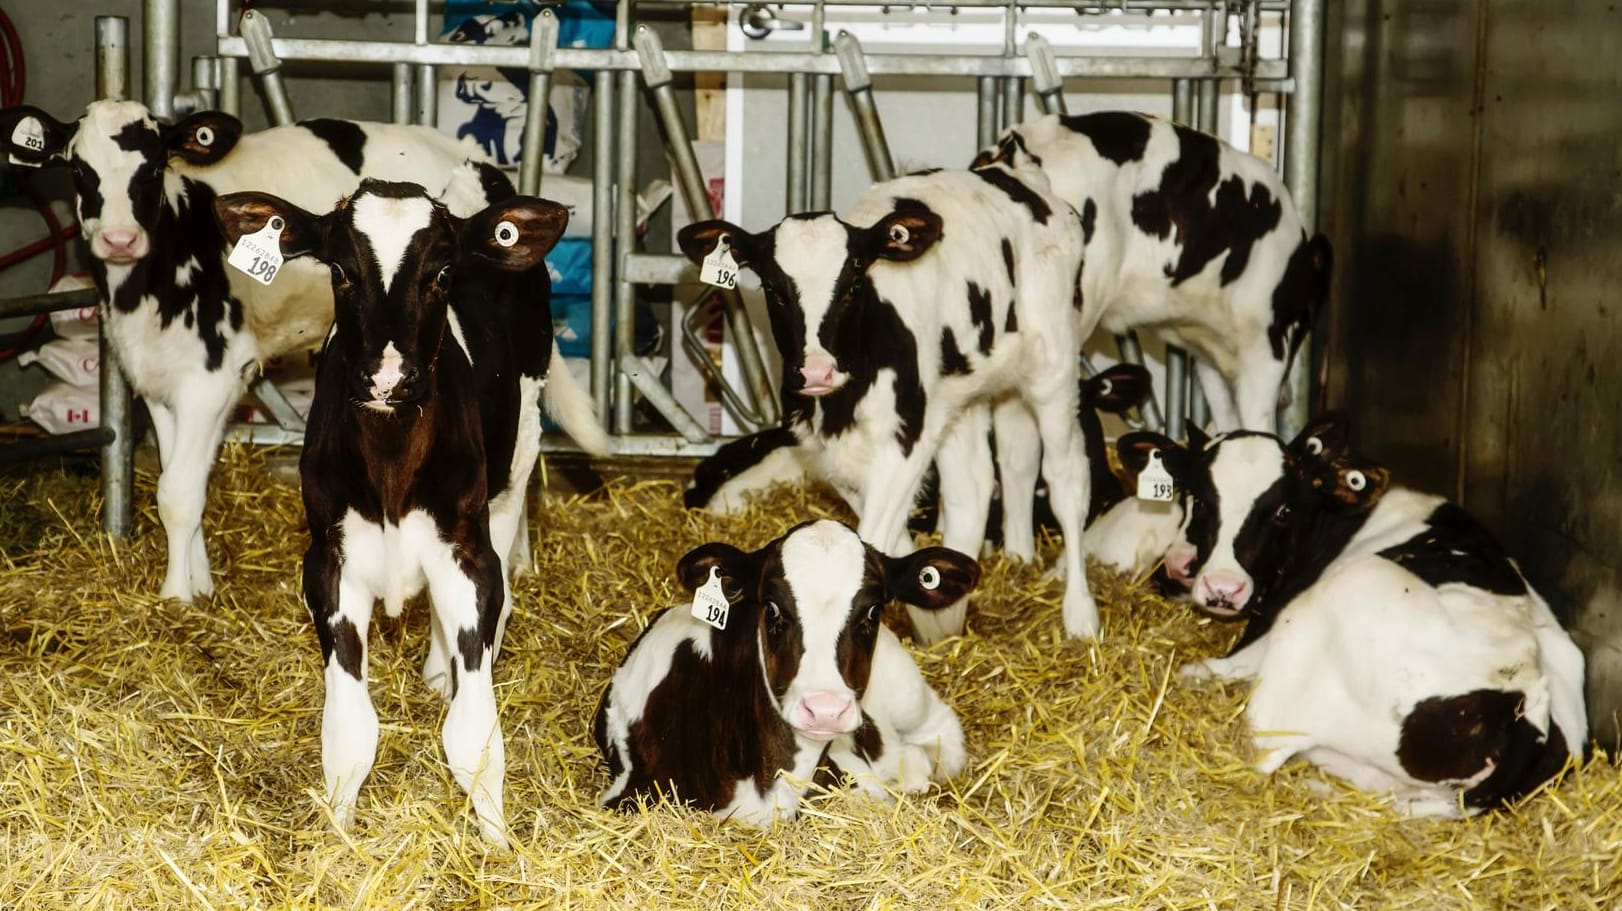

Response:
(1137, 449), (1175, 502)
(690, 566), (730, 631)
(228, 216), (285, 286)
(699, 236), (738, 290)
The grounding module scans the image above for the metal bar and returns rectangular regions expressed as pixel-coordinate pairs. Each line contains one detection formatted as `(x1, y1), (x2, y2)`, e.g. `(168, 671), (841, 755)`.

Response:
(0, 288), (102, 320)
(0, 429), (117, 466)
(622, 252), (697, 285)
(1282, 0), (1324, 436)
(538, 432), (720, 458)
(1000, 76), (1024, 130)
(144, 0), (179, 118)
(1026, 33), (1066, 116)
(1162, 78), (1194, 439)
(810, 73), (834, 209)
(976, 75), (1000, 148)
(218, 56), (240, 116)
(518, 10), (559, 197)
(414, 63), (437, 126)
(210, 38), (1291, 84)
(590, 69), (614, 426)
(786, 72), (809, 213)
(98, 15), (133, 539)
(613, 65), (639, 435)
(834, 31), (894, 181)
(248, 378), (306, 432)
(391, 63), (413, 124)
(185, 56), (219, 112)
(240, 10), (296, 125)
(633, 26), (779, 427)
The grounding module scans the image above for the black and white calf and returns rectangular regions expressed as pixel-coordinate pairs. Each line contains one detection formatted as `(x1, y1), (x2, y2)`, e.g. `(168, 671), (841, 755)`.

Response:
(213, 177), (595, 846)
(0, 100), (490, 602)
(975, 112), (1333, 432)
(594, 519), (976, 824)
(1117, 417), (1587, 815)
(678, 164), (1105, 643)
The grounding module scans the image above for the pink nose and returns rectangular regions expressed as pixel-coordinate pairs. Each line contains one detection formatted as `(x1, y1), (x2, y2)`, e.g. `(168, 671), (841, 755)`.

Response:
(1164, 546), (1197, 584)
(798, 692), (855, 731)
(1195, 570), (1251, 612)
(98, 229), (141, 257)
(799, 359), (839, 394)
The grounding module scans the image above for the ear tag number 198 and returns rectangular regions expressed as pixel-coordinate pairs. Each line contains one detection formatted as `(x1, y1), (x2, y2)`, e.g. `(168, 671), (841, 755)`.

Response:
(690, 566), (730, 631)
(228, 216), (285, 287)
(699, 236), (738, 290)
(1137, 449), (1175, 502)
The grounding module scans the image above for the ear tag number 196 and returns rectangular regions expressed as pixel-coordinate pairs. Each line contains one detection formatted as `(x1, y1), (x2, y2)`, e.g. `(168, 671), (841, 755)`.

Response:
(227, 216), (285, 287)
(1137, 449), (1175, 502)
(699, 236), (738, 290)
(690, 566), (730, 631)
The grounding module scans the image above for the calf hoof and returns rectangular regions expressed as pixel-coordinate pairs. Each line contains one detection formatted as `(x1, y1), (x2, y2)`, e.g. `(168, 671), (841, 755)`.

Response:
(327, 799), (357, 834)
(477, 818), (511, 851)
(159, 579), (195, 603)
(421, 656), (453, 702)
(1061, 594), (1100, 640)
(1177, 660), (1215, 681)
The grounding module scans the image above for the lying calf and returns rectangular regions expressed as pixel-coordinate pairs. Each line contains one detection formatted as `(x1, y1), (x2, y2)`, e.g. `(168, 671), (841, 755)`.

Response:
(1118, 416), (1587, 815)
(594, 519), (976, 824)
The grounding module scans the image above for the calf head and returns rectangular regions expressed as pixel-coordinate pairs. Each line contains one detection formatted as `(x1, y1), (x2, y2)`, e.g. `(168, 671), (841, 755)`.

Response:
(676, 205), (943, 398)
(1, 101), (240, 263)
(213, 179), (567, 413)
(676, 519), (978, 741)
(1116, 413), (1389, 617)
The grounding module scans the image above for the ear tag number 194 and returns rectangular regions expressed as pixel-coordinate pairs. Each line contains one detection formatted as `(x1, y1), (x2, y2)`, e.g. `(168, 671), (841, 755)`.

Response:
(690, 566), (730, 631)
(1137, 449), (1175, 502)
(228, 216), (285, 287)
(699, 236), (738, 290)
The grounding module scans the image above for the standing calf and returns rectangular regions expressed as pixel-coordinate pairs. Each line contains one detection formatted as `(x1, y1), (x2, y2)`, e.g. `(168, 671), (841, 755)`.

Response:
(678, 163), (1105, 643)
(976, 112), (1333, 432)
(214, 177), (591, 846)
(1, 100), (485, 602)
(595, 519), (976, 823)
(1118, 416), (1587, 815)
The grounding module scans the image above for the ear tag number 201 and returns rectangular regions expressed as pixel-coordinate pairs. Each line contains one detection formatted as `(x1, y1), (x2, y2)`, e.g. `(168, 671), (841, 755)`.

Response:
(699, 236), (738, 290)
(227, 217), (286, 287)
(1137, 449), (1175, 502)
(7, 116), (47, 167)
(690, 566), (730, 631)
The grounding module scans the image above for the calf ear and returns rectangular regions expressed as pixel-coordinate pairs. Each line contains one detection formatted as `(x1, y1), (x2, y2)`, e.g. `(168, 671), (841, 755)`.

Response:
(165, 111), (242, 165)
(1084, 363), (1153, 414)
(868, 207), (943, 262)
(1, 106), (76, 166)
(676, 542), (755, 600)
(212, 191), (323, 260)
(1289, 410), (1350, 462)
(1117, 431), (1188, 488)
(676, 220), (759, 270)
(462, 196), (569, 272)
(883, 546), (981, 610)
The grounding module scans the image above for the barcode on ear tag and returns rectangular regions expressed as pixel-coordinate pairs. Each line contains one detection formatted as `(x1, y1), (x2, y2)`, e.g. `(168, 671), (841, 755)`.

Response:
(689, 566), (730, 630)
(1136, 450), (1175, 502)
(227, 217), (285, 286)
(699, 237), (738, 290)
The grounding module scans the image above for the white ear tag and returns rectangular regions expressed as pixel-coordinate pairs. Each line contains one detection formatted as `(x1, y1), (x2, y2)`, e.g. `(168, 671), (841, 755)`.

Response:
(689, 566), (730, 631)
(918, 565), (941, 591)
(8, 116), (47, 167)
(227, 216), (285, 286)
(1136, 449), (1175, 502)
(493, 219), (519, 248)
(699, 236), (738, 290)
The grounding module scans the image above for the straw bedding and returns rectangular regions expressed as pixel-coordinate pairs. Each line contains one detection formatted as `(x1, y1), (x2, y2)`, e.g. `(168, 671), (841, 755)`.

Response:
(0, 445), (1618, 910)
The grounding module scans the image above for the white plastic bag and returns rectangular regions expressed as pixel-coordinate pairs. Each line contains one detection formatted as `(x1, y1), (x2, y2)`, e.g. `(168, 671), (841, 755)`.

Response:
(21, 380), (99, 434)
(18, 336), (100, 387)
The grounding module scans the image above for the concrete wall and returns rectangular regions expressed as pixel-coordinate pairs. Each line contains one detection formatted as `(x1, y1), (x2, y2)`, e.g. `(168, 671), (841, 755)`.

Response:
(1323, 0), (1622, 747)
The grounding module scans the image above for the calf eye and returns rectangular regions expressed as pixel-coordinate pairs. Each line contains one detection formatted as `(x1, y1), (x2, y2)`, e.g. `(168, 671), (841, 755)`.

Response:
(1272, 503), (1291, 523)
(434, 265), (453, 287)
(863, 603), (882, 625)
(764, 601), (785, 629)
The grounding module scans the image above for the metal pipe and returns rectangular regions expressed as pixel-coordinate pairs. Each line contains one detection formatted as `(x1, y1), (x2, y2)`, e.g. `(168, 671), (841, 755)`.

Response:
(613, 65), (638, 435)
(391, 63), (413, 124)
(810, 74), (834, 209)
(0, 287), (102, 320)
(1000, 76), (1024, 130)
(144, 0), (179, 118)
(518, 11), (559, 197)
(1282, 0), (1325, 436)
(240, 10), (296, 125)
(633, 26), (779, 427)
(183, 56), (219, 112)
(212, 38), (1293, 83)
(414, 63), (437, 126)
(1026, 33), (1066, 116)
(834, 31), (894, 181)
(590, 69), (614, 425)
(1161, 79), (1195, 439)
(0, 429), (118, 466)
(97, 16), (134, 539)
(786, 72), (809, 213)
(977, 76), (1000, 149)
(218, 56), (240, 116)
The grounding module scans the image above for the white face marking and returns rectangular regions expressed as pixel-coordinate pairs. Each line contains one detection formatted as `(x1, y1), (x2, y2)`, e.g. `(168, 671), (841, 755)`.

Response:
(772, 520), (870, 738)
(1198, 437), (1288, 584)
(366, 340), (405, 410)
(446, 310), (472, 365)
(350, 193), (436, 294)
(71, 100), (166, 261)
(770, 217), (854, 368)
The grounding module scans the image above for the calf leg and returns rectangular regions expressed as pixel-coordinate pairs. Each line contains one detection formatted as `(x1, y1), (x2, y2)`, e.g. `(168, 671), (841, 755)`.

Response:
(155, 379), (239, 601)
(305, 548), (380, 834)
(1192, 359), (1242, 434)
(427, 540), (508, 848)
(915, 406), (993, 643)
(992, 397), (1041, 562)
(1229, 343), (1289, 434)
(1026, 382), (1099, 638)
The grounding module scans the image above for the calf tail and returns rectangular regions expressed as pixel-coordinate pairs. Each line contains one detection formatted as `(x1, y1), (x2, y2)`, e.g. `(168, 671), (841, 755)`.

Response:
(544, 341), (610, 456)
